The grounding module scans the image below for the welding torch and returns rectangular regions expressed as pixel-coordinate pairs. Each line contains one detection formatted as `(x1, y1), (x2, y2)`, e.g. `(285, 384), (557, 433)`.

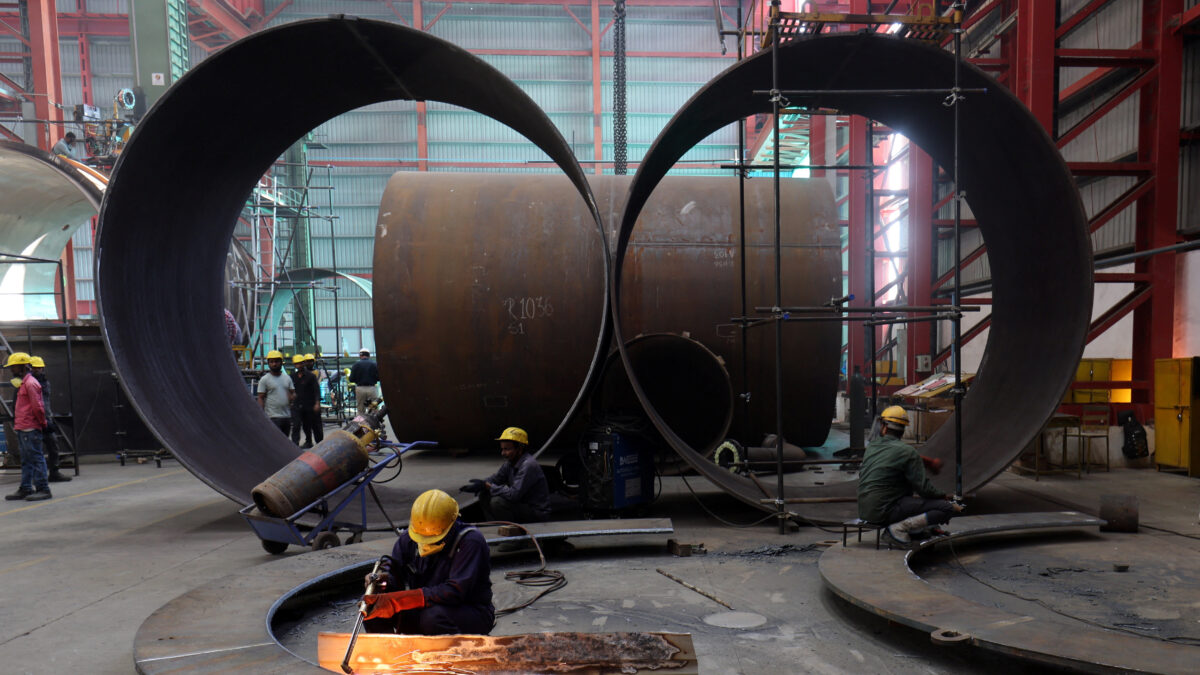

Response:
(341, 556), (388, 674)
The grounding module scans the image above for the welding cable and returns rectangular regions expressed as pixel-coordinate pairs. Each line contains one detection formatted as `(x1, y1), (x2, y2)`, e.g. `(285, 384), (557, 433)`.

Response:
(476, 520), (568, 617)
(944, 538), (1200, 646)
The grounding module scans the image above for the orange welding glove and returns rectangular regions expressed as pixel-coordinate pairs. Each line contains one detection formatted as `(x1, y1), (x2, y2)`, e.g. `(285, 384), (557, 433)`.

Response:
(921, 455), (943, 475)
(362, 589), (426, 620)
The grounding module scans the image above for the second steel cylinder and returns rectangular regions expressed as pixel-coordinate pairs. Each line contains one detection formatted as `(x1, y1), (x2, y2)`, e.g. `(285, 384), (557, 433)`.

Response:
(373, 173), (840, 450)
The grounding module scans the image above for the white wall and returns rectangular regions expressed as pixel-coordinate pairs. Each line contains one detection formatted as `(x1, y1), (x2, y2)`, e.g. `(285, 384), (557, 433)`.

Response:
(1085, 263), (1134, 359)
(1175, 249), (1200, 358)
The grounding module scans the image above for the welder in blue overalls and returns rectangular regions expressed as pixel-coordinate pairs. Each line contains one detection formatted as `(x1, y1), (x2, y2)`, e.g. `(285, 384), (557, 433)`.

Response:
(362, 489), (494, 635)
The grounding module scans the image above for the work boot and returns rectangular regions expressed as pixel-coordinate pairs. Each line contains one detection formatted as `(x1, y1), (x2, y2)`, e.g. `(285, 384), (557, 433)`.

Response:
(24, 489), (52, 501)
(884, 513), (931, 549)
(49, 472), (72, 483)
(5, 488), (32, 501)
(301, 441), (313, 449)
(881, 527), (915, 550)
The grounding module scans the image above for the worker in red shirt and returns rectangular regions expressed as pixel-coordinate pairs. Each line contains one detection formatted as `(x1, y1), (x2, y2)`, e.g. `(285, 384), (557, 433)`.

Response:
(5, 352), (51, 501)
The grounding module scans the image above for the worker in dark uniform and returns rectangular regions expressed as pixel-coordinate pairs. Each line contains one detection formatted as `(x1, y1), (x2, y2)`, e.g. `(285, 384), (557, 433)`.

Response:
(289, 354), (320, 448)
(348, 349), (380, 417)
(362, 489), (494, 635)
(31, 356), (70, 482)
(856, 406), (962, 549)
(460, 426), (550, 523)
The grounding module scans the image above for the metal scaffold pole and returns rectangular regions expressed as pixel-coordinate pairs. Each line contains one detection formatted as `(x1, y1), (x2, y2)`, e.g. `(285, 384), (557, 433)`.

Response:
(951, 8), (965, 500)
(769, 0), (787, 535)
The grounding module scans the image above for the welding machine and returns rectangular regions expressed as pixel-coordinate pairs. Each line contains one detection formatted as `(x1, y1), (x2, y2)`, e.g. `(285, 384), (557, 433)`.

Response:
(579, 429), (656, 515)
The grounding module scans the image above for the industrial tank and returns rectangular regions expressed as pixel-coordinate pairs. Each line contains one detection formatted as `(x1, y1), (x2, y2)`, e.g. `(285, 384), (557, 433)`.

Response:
(373, 173), (841, 451)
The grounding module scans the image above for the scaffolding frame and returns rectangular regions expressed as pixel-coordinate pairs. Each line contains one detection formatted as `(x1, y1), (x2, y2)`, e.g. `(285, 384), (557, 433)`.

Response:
(727, 1), (970, 532)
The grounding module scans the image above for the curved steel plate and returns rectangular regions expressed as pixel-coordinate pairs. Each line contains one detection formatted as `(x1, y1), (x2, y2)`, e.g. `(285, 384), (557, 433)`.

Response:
(97, 17), (608, 504)
(0, 142), (105, 320)
(612, 34), (1092, 513)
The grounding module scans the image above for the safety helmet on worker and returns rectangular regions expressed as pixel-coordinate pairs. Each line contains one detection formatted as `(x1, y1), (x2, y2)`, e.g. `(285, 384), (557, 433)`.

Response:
(30, 356), (45, 368)
(880, 405), (910, 429)
(495, 426), (528, 446)
(292, 354), (306, 365)
(407, 489), (459, 544)
(4, 352), (32, 368)
(266, 350), (284, 361)
(304, 353), (315, 362)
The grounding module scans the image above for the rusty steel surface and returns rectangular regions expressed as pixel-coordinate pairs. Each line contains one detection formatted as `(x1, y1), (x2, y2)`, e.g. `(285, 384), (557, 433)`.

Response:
(318, 631), (698, 673)
(611, 33), (1093, 516)
(375, 173), (838, 451)
(0, 142), (104, 320)
(819, 512), (1200, 673)
(96, 17), (606, 505)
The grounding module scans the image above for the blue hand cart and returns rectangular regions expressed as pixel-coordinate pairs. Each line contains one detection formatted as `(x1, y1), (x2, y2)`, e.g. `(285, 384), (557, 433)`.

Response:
(240, 440), (435, 554)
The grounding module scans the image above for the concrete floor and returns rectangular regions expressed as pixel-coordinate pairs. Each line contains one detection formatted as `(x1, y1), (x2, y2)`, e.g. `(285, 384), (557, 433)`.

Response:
(2, 449), (1198, 674)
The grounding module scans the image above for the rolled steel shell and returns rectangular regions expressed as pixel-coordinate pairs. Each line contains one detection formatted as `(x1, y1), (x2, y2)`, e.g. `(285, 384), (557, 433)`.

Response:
(591, 333), (734, 454)
(96, 18), (606, 505)
(374, 173), (839, 451)
(613, 33), (1093, 518)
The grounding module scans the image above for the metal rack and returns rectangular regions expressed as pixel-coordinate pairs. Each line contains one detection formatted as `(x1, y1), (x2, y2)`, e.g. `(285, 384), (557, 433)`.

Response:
(728, 2), (972, 532)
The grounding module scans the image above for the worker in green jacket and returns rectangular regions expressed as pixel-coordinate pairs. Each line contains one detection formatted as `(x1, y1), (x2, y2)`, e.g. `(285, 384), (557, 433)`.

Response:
(857, 406), (962, 549)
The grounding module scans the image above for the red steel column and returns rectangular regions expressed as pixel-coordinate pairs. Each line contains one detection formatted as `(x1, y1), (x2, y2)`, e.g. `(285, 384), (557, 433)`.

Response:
(591, 0), (603, 175)
(414, 0), (428, 171)
(27, 0), (63, 150)
(907, 146), (934, 380)
(1015, 0), (1056, 133)
(846, 114), (869, 384)
(1131, 0), (1182, 402)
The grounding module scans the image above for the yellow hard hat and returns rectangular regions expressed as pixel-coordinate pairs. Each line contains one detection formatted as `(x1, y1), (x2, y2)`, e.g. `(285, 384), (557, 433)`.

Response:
(495, 426), (529, 445)
(407, 489), (459, 544)
(4, 352), (32, 367)
(30, 356), (45, 368)
(304, 353), (315, 361)
(292, 354), (306, 364)
(266, 350), (284, 360)
(880, 405), (910, 427)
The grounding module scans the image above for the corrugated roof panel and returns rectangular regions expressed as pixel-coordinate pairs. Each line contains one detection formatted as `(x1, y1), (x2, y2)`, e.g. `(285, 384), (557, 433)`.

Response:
(315, 296), (374, 327)
(59, 39), (80, 74)
(307, 143), (419, 161)
(60, 76), (83, 108)
(328, 174), (390, 207)
(617, 56), (735, 83)
(1059, 0), (1140, 90)
(317, 111), (417, 143)
(84, 0), (128, 12)
(478, 54), (591, 81)
(1077, 175), (1137, 254)
(310, 236), (373, 272)
(603, 81), (701, 114)
(1183, 40), (1200, 129)
(514, 81), (592, 113)
(89, 38), (133, 75)
(1180, 143), (1200, 235)
(432, 16), (587, 51)
(1059, 92), (1139, 162)
(427, 142), (551, 164)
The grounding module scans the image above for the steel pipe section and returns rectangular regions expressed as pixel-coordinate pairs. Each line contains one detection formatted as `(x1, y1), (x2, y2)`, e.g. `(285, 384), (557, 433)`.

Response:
(264, 267), (372, 341)
(373, 173), (838, 452)
(0, 142), (105, 320)
(97, 17), (607, 504)
(613, 34), (1092, 513)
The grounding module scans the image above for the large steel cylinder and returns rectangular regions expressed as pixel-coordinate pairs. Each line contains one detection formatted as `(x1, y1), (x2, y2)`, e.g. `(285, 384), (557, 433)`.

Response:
(373, 173), (840, 451)
(96, 17), (606, 505)
(251, 430), (369, 518)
